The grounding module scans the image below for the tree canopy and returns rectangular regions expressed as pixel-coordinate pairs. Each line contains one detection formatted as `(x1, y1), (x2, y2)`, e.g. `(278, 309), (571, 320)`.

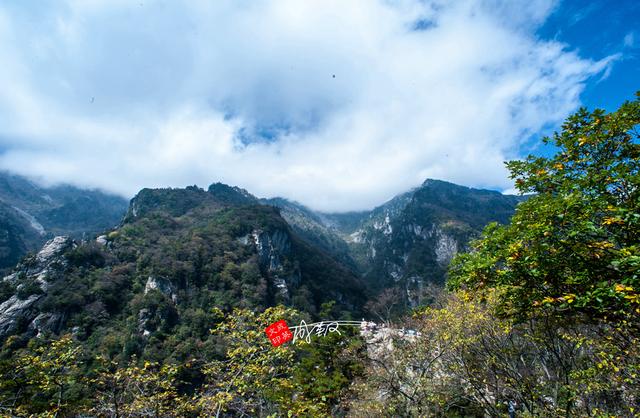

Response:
(449, 93), (640, 320)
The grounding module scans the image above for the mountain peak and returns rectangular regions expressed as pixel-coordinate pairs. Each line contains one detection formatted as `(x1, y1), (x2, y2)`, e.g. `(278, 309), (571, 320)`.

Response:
(123, 183), (259, 223)
(420, 178), (474, 191)
(125, 186), (212, 221)
(418, 178), (510, 198)
(207, 183), (257, 206)
(421, 178), (450, 186)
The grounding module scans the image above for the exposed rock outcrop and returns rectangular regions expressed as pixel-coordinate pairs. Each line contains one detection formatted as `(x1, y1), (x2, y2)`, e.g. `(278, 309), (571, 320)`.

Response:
(28, 312), (65, 338)
(241, 229), (301, 301)
(144, 276), (177, 303)
(0, 236), (75, 340)
(360, 321), (420, 360)
(434, 227), (458, 265)
(0, 294), (42, 338)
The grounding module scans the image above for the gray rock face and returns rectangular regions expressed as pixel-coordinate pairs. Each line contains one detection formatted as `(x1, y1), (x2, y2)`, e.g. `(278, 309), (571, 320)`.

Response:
(242, 229), (300, 300)
(138, 308), (152, 337)
(0, 294), (42, 337)
(251, 229), (291, 270)
(0, 236), (74, 340)
(28, 312), (65, 338)
(434, 228), (458, 265)
(34, 236), (75, 269)
(353, 217), (461, 306)
(360, 321), (420, 360)
(144, 276), (177, 303)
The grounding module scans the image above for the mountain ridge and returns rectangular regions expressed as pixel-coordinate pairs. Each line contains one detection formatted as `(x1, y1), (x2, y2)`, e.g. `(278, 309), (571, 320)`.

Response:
(0, 175), (524, 349)
(261, 178), (525, 310)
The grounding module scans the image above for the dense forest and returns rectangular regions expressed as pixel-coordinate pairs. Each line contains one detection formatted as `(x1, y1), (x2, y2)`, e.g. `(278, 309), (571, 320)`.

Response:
(0, 94), (638, 416)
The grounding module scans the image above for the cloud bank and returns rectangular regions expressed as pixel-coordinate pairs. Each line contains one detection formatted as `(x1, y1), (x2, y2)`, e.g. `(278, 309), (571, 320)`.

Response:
(0, 0), (614, 211)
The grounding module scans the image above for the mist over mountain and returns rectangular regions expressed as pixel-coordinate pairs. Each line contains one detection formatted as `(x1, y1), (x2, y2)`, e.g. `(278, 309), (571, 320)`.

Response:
(0, 172), (129, 271)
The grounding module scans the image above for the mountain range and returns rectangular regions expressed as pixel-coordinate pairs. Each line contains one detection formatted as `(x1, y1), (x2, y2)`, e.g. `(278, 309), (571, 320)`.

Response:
(268, 179), (524, 308)
(0, 174), (524, 358)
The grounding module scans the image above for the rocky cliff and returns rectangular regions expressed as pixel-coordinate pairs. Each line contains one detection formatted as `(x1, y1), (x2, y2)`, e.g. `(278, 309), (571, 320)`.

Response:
(340, 179), (523, 307)
(0, 236), (75, 339)
(261, 180), (523, 310)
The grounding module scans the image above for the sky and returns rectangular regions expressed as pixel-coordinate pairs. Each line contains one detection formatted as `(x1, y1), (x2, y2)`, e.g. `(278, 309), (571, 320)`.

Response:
(0, 0), (637, 212)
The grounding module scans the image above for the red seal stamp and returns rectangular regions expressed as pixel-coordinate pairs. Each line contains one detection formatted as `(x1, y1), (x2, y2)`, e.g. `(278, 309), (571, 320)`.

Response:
(265, 320), (293, 347)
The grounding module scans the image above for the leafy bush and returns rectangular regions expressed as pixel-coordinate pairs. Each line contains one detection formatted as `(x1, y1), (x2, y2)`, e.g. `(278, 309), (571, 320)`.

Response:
(16, 278), (43, 300)
(0, 280), (15, 303)
(66, 243), (106, 268)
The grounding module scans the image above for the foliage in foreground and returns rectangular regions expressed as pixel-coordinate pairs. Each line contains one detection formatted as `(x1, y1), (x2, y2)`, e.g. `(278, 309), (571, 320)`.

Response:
(350, 291), (639, 417)
(0, 306), (365, 417)
(449, 93), (640, 319)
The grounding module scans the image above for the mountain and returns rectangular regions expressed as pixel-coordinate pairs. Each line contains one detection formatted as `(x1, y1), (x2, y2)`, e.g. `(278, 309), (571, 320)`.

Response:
(0, 172), (129, 270)
(0, 184), (367, 362)
(337, 179), (524, 307)
(261, 179), (524, 310)
(0, 200), (43, 270)
(0, 177), (523, 359)
(261, 197), (358, 270)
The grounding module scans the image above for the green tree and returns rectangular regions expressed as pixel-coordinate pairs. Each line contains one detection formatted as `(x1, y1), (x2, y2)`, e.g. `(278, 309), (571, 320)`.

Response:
(196, 306), (326, 416)
(0, 335), (84, 417)
(449, 93), (640, 319)
(443, 93), (640, 416)
(89, 358), (190, 418)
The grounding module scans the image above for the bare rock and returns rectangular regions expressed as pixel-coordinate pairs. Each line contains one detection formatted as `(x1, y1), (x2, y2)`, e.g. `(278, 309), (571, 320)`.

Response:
(0, 236), (75, 340)
(0, 294), (42, 337)
(144, 276), (177, 303)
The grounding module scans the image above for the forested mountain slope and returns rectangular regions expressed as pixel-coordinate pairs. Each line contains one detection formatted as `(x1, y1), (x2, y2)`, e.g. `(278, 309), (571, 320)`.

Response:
(0, 184), (367, 363)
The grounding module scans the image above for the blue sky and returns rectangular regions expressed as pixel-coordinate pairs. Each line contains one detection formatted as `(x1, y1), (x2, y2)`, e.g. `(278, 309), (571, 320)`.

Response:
(518, 0), (640, 158)
(0, 0), (637, 211)
(538, 0), (639, 112)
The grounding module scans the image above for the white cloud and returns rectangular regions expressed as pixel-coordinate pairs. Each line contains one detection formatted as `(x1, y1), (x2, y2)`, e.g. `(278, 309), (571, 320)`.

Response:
(0, 0), (615, 211)
(624, 32), (635, 48)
